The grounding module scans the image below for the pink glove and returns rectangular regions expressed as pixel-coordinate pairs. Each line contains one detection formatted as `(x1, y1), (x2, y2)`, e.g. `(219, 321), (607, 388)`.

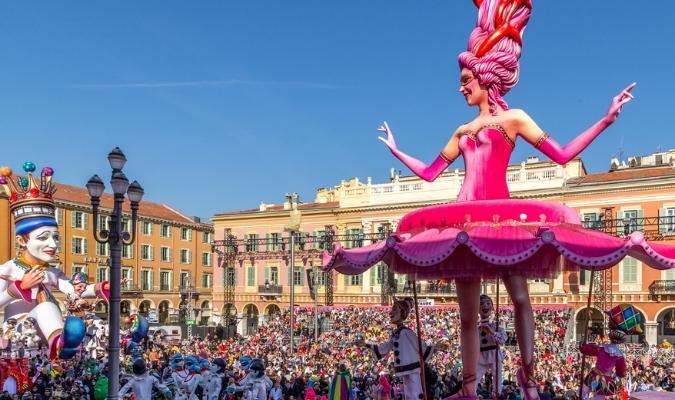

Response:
(536, 83), (635, 165)
(378, 122), (452, 182)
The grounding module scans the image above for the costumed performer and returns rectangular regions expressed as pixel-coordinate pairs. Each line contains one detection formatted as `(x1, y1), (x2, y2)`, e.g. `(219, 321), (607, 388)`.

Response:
(233, 358), (272, 400)
(476, 294), (506, 396)
(356, 298), (443, 400)
(319, 1), (673, 399)
(118, 358), (171, 400)
(65, 271), (95, 317)
(0, 163), (110, 359)
(173, 354), (202, 400)
(580, 303), (638, 400)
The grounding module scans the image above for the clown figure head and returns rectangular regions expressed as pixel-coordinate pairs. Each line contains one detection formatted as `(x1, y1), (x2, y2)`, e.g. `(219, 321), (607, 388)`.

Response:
(69, 272), (89, 297)
(17, 226), (60, 265)
(479, 294), (494, 320)
(390, 298), (413, 326)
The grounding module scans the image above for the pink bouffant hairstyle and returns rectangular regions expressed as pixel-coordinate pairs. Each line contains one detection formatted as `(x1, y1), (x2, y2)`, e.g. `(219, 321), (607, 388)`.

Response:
(458, 0), (532, 114)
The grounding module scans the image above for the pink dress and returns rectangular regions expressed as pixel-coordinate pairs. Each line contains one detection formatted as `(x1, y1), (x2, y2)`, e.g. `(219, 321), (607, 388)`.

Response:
(323, 125), (675, 279)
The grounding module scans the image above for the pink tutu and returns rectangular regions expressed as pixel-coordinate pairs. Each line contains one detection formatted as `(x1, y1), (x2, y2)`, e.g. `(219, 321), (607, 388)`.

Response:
(322, 199), (675, 279)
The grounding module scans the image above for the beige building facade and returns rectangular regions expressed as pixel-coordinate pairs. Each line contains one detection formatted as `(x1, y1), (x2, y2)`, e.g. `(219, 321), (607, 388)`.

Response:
(212, 151), (675, 346)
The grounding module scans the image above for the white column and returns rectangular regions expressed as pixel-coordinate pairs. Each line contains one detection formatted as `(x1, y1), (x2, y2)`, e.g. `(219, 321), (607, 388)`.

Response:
(645, 322), (658, 347)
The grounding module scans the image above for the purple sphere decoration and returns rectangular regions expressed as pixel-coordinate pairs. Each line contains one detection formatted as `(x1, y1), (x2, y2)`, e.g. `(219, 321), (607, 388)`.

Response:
(0, 176), (6, 185)
(22, 162), (36, 173)
(42, 166), (54, 177)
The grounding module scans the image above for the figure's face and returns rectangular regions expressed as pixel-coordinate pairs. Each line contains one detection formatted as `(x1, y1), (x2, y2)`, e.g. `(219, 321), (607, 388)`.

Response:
(74, 283), (86, 294)
(389, 304), (403, 325)
(459, 68), (487, 107)
(18, 226), (60, 263)
(479, 297), (493, 318)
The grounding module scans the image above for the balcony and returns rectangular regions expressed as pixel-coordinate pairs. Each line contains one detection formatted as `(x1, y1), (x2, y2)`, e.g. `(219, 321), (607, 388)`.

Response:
(121, 284), (143, 299)
(180, 285), (200, 300)
(258, 283), (283, 295)
(399, 281), (457, 296)
(649, 280), (675, 301)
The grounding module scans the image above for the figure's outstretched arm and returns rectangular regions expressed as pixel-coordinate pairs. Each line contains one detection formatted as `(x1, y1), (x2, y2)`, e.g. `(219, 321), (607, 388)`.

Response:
(517, 83), (635, 165)
(378, 121), (461, 182)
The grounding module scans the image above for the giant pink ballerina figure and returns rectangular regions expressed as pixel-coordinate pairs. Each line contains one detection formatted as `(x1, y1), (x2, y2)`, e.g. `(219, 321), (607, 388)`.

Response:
(322, 1), (659, 400)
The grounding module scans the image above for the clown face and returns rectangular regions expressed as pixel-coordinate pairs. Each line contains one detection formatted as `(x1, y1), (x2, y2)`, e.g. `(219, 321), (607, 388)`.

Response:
(18, 226), (60, 264)
(479, 296), (494, 319)
(389, 303), (404, 325)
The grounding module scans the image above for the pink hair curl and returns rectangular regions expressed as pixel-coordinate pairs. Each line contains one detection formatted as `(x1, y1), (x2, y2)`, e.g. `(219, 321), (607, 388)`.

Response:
(459, 0), (532, 114)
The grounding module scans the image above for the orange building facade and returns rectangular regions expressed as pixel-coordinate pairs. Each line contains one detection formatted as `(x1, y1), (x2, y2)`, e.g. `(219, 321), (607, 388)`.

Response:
(0, 182), (214, 326)
(212, 151), (675, 346)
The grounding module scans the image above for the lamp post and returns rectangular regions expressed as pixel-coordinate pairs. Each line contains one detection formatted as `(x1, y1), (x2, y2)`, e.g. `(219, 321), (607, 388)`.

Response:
(86, 147), (144, 400)
(284, 193), (301, 354)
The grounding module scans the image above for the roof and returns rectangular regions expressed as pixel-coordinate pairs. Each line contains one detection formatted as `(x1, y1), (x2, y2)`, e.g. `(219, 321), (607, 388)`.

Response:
(215, 201), (340, 216)
(567, 166), (675, 185)
(53, 181), (207, 226)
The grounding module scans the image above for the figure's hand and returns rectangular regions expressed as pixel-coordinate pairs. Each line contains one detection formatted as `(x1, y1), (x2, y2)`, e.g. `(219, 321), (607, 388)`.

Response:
(479, 323), (495, 335)
(605, 83), (636, 124)
(19, 269), (45, 291)
(377, 121), (398, 152)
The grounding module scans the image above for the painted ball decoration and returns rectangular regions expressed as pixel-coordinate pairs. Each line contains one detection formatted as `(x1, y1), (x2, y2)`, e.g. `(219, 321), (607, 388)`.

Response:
(0, 166), (12, 177)
(22, 162), (36, 173)
(606, 303), (643, 334)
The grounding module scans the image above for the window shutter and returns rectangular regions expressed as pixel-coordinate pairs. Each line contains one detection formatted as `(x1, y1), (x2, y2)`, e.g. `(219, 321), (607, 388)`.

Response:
(659, 208), (668, 234)
(264, 266), (270, 282)
(150, 246), (154, 260)
(265, 233), (270, 251)
(71, 238), (76, 254)
(637, 209), (644, 231)
(83, 213), (89, 229)
(369, 267), (376, 286)
(71, 211), (76, 228)
(83, 238), (88, 255)
(344, 273), (349, 286)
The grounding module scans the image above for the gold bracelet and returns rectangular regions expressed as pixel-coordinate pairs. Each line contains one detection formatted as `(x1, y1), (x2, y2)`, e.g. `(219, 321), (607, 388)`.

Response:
(534, 132), (549, 148)
(439, 152), (456, 164)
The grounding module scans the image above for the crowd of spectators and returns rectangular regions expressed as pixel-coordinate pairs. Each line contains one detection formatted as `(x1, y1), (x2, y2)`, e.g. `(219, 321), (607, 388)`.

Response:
(0, 306), (673, 399)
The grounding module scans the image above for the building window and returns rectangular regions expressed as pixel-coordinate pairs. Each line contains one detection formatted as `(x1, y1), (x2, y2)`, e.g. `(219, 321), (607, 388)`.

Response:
(72, 211), (88, 229)
(161, 246), (171, 262)
(202, 273), (213, 289)
(245, 234), (259, 252)
(55, 208), (64, 225)
(96, 266), (109, 283)
(180, 249), (191, 264)
(292, 267), (304, 286)
(180, 272), (190, 288)
(345, 229), (364, 249)
(266, 266), (279, 285)
(619, 210), (642, 234)
(345, 274), (363, 286)
(247, 265), (256, 286)
(665, 268), (675, 281)
(180, 227), (192, 241)
(123, 244), (133, 259)
(267, 233), (282, 251)
(96, 242), (109, 257)
(98, 215), (110, 231)
(292, 232), (306, 251)
(621, 257), (638, 283)
(141, 245), (154, 261)
(122, 218), (131, 233)
(160, 270), (172, 291)
(141, 269), (153, 291)
(665, 208), (675, 233)
(226, 268), (236, 286)
(141, 221), (153, 236)
(71, 264), (85, 276)
(71, 237), (88, 255)
(160, 224), (171, 238)
(201, 231), (211, 244)
(581, 213), (601, 230)
(370, 263), (386, 285)
(202, 252), (212, 266)
(122, 268), (133, 288)
(579, 270), (592, 286)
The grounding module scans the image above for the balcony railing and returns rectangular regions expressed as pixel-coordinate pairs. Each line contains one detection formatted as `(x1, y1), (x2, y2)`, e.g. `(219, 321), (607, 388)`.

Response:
(180, 285), (200, 299)
(160, 284), (171, 292)
(258, 284), (283, 295)
(649, 280), (675, 301)
(121, 284), (143, 298)
(582, 217), (675, 241)
(399, 282), (457, 296)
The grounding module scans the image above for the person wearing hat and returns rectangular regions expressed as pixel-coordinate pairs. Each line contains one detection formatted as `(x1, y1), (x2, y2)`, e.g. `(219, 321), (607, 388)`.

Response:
(355, 298), (443, 400)
(234, 358), (272, 400)
(119, 358), (171, 400)
(0, 163), (110, 359)
(580, 303), (636, 400)
(201, 357), (226, 400)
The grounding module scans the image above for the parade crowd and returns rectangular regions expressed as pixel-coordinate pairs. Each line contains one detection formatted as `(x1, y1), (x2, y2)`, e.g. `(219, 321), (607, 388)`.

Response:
(0, 306), (671, 400)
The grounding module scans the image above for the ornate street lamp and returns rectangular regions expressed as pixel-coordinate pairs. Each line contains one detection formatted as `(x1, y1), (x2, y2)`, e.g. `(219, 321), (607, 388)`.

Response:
(86, 147), (143, 400)
(284, 193), (301, 354)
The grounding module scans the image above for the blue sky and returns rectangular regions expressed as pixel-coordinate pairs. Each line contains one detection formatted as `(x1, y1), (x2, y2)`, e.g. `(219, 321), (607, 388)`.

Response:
(1, 2), (673, 220)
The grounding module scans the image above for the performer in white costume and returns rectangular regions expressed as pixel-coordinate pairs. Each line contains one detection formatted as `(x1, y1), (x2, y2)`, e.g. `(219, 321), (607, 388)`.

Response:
(357, 298), (443, 400)
(476, 295), (506, 396)
(0, 163), (109, 359)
